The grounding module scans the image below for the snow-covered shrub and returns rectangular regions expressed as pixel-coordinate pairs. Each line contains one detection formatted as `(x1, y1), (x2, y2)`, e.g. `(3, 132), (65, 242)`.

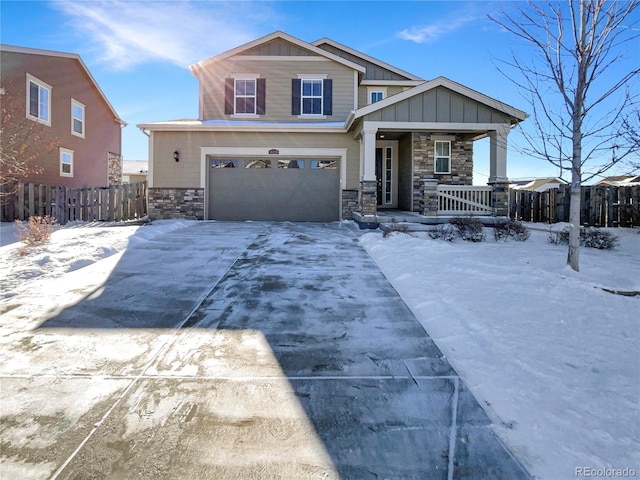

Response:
(494, 219), (530, 242)
(547, 227), (570, 245)
(15, 216), (58, 256)
(429, 224), (458, 241)
(581, 228), (619, 250)
(382, 222), (410, 238)
(547, 226), (618, 250)
(450, 216), (485, 242)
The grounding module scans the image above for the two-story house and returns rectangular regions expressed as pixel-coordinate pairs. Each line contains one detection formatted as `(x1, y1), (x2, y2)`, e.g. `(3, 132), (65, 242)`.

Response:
(1, 45), (126, 189)
(138, 31), (526, 224)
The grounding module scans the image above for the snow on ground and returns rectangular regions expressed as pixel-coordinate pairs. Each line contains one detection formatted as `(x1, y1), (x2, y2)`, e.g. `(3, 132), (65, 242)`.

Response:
(0, 219), (638, 479)
(0, 220), (194, 302)
(360, 224), (640, 480)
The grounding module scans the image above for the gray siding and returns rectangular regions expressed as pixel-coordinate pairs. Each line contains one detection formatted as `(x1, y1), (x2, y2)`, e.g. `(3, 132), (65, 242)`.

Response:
(317, 44), (414, 81)
(199, 57), (355, 122)
(358, 85), (405, 109)
(364, 87), (513, 124)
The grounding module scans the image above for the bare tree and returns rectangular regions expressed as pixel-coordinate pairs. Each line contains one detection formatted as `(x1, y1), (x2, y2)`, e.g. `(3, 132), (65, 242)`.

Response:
(490, 0), (640, 271)
(0, 81), (59, 200)
(620, 95), (640, 171)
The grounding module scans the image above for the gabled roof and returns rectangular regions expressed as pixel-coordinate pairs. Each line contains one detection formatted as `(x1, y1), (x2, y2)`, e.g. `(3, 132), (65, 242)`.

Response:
(0, 44), (126, 126)
(510, 177), (568, 192)
(352, 76), (528, 124)
(595, 175), (640, 187)
(190, 31), (366, 75)
(312, 37), (423, 82)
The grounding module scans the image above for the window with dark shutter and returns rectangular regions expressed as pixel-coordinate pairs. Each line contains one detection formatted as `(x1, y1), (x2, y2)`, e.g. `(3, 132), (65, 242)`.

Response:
(256, 78), (266, 115)
(291, 79), (301, 115)
(322, 79), (332, 116)
(224, 78), (234, 115)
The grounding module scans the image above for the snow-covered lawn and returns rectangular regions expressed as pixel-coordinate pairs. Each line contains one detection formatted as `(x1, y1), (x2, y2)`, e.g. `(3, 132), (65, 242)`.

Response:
(361, 224), (639, 480)
(0, 219), (637, 479)
(0, 220), (192, 302)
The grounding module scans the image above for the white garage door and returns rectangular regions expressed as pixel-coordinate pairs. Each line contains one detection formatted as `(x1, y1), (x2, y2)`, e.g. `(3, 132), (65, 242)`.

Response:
(208, 157), (340, 221)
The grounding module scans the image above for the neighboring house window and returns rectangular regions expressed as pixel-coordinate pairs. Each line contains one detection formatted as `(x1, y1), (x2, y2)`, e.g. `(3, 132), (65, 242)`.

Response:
(26, 74), (51, 125)
(370, 91), (384, 103)
(224, 77), (266, 116)
(434, 141), (451, 174)
(71, 99), (85, 137)
(60, 148), (74, 177)
(234, 79), (256, 114)
(291, 78), (332, 116)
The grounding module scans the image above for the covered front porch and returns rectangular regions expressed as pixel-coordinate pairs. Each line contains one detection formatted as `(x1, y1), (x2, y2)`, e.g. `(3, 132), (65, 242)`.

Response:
(343, 77), (527, 227)
(349, 124), (511, 227)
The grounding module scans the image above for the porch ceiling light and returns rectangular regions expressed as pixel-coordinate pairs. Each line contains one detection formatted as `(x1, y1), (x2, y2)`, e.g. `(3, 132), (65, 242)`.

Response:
(174, 150), (180, 162)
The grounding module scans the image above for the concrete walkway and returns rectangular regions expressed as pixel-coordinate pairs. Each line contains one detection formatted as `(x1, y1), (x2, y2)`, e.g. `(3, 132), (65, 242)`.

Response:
(0, 222), (530, 479)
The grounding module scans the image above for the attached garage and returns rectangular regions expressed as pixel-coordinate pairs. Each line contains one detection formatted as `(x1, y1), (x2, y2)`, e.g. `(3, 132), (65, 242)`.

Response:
(207, 155), (340, 221)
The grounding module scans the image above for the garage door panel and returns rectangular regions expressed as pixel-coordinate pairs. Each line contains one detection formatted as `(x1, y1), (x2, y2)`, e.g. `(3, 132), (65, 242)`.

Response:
(208, 157), (339, 222)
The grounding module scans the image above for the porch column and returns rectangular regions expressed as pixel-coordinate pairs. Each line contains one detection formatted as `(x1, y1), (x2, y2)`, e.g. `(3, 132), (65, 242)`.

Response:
(488, 126), (510, 216)
(359, 129), (377, 216)
(488, 126), (509, 184)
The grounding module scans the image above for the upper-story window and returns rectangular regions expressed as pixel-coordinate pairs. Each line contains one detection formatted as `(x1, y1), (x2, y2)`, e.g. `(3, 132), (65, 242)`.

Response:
(234, 79), (256, 115)
(224, 76), (266, 116)
(367, 87), (387, 105)
(370, 91), (384, 103)
(434, 140), (451, 174)
(26, 74), (51, 125)
(301, 79), (323, 115)
(71, 99), (85, 137)
(292, 76), (332, 117)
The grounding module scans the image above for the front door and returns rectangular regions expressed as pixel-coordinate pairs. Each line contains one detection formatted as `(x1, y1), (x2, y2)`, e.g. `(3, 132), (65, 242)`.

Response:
(375, 141), (398, 208)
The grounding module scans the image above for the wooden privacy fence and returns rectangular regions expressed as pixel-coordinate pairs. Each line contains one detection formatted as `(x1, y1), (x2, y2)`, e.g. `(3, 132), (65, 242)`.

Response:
(1, 182), (147, 225)
(509, 185), (640, 227)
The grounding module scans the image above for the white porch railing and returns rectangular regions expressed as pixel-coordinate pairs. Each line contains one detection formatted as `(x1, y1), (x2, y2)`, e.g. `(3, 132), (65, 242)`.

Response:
(437, 185), (493, 215)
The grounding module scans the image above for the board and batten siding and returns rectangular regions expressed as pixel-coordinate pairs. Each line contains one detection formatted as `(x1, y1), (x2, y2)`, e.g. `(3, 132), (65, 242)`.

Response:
(364, 86), (513, 124)
(316, 43), (411, 81)
(199, 58), (356, 122)
(237, 38), (316, 57)
(152, 130), (360, 190)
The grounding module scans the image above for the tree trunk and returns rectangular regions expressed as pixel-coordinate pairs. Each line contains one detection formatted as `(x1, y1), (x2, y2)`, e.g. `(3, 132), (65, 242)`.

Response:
(568, 176), (581, 271)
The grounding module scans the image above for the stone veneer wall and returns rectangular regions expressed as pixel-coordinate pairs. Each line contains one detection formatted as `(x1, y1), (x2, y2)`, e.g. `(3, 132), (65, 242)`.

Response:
(341, 189), (358, 220)
(359, 181), (377, 216)
(148, 187), (205, 220)
(412, 132), (474, 212)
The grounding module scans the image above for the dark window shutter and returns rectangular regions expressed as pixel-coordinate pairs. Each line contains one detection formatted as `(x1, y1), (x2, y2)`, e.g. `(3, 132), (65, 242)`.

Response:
(224, 78), (234, 115)
(29, 82), (39, 117)
(323, 79), (332, 116)
(291, 79), (301, 115)
(256, 78), (266, 115)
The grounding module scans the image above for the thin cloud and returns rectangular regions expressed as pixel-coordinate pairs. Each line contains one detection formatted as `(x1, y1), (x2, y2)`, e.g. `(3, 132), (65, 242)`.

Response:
(398, 11), (483, 44)
(52, 1), (273, 69)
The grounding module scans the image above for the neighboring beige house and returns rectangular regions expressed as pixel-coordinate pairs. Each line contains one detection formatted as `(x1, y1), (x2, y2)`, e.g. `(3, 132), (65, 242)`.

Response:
(510, 177), (568, 192)
(122, 160), (148, 184)
(138, 31), (527, 224)
(595, 175), (640, 187)
(0, 45), (126, 188)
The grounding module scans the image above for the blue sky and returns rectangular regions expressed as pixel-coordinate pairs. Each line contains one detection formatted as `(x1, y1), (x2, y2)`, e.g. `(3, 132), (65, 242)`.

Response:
(2, 0), (638, 183)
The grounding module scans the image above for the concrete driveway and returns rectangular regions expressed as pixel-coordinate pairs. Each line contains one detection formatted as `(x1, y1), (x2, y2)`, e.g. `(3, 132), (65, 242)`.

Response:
(0, 222), (530, 479)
